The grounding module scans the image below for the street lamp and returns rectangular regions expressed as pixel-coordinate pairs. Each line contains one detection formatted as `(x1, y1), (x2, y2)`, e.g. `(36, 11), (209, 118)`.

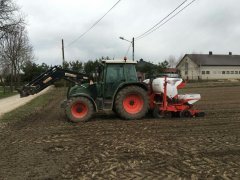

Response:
(119, 37), (135, 61)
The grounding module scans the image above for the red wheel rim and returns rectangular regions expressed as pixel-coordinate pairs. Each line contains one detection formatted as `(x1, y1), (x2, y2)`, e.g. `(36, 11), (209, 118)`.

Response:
(71, 102), (88, 118)
(123, 94), (144, 114)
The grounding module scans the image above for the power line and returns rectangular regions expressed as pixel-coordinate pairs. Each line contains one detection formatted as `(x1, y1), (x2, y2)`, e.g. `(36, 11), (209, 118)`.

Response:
(135, 0), (188, 40)
(124, 43), (132, 57)
(136, 0), (197, 41)
(67, 0), (122, 47)
(136, 0), (197, 40)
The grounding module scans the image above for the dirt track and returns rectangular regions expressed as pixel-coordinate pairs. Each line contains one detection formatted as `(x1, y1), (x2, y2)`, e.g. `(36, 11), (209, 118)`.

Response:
(0, 86), (52, 117)
(0, 85), (240, 179)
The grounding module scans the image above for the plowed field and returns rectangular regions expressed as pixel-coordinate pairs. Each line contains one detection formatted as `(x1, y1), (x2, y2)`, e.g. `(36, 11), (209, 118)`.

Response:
(0, 84), (239, 179)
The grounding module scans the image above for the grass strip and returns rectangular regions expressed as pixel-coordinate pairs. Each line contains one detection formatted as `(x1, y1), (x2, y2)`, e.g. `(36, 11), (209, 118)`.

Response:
(0, 92), (18, 99)
(0, 88), (57, 123)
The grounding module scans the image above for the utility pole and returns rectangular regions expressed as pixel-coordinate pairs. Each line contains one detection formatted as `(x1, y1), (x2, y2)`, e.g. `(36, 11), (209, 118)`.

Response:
(62, 39), (65, 67)
(62, 39), (66, 87)
(119, 36), (135, 61)
(132, 37), (135, 61)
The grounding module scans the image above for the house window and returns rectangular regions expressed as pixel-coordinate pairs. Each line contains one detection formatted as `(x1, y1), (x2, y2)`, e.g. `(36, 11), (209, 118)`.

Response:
(202, 71), (205, 75)
(226, 71), (230, 74)
(185, 62), (188, 70)
(184, 62), (188, 75)
(206, 71), (210, 74)
(235, 71), (238, 74)
(222, 71), (225, 74)
(231, 71), (234, 74)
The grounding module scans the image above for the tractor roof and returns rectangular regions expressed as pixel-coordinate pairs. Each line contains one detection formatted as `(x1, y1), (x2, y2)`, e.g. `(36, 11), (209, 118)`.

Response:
(101, 59), (136, 64)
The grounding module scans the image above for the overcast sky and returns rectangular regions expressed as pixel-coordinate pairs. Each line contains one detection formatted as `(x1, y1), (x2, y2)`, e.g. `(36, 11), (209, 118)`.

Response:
(16, 0), (240, 65)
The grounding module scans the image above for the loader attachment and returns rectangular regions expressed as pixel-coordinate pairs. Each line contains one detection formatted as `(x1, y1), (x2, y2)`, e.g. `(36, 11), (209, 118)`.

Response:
(17, 86), (35, 98)
(18, 66), (89, 98)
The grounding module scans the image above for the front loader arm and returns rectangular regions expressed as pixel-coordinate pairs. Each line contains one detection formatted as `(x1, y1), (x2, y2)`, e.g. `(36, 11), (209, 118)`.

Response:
(18, 66), (89, 97)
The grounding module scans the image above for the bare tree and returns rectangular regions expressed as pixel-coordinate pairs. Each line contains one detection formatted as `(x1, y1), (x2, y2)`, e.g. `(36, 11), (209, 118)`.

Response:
(0, 0), (32, 93)
(168, 55), (177, 68)
(0, 0), (23, 39)
(0, 25), (34, 91)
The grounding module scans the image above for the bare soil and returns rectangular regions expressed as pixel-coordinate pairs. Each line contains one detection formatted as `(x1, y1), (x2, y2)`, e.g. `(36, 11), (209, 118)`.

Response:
(0, 85), (239, 179)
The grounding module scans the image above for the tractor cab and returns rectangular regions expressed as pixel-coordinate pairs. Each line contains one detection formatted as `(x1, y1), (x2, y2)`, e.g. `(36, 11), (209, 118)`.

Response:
(99, 59), (138, 99)
(67, 59), (143, 111)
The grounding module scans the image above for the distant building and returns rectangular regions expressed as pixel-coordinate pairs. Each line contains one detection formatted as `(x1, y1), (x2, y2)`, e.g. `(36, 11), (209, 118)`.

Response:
(161, 68), (179, 78)
(176, 52), (240, 80)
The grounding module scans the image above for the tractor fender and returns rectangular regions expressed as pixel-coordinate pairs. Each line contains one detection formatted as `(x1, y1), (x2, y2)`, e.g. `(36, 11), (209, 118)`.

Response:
(111, 82), (148, 110)
(69, 93), (98, 112)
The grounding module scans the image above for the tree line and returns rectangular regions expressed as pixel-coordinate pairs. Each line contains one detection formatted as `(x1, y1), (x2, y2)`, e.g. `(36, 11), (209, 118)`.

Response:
(22, 57), (172, 83)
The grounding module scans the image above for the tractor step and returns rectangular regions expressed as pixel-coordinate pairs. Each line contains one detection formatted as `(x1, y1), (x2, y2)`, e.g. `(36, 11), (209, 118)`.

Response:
(103, 100), (112, 110)
(95, 98), (112, 110)
(95, 98), (103, 110)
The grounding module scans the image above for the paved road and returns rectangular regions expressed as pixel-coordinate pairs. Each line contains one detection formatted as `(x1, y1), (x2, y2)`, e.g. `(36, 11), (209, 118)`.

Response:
(0, 86), (52, 117)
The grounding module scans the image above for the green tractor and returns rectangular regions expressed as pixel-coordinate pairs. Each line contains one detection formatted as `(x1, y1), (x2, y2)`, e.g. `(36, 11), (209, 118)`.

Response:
(18, 59), (149, 122)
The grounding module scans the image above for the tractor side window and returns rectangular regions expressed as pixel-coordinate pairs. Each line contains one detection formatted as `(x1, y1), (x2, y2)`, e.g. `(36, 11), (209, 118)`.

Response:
(97, 65), (104, 82)
(106, 64), (124, 83)
(125, 64), (137, 82)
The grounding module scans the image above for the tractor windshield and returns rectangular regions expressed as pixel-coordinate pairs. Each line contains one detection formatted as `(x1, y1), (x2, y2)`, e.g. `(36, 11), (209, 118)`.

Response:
(105, 64), (137, 83)
(106, 64), (124, 83)
(124, 64), (137, 82)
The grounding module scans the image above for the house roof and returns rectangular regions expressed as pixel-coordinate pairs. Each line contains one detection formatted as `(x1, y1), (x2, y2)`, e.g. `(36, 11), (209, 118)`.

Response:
(177, 54), (240, 67)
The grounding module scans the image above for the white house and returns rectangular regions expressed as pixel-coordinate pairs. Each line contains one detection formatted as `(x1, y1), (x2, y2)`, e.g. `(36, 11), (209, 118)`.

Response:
(176, 52), (240, 80)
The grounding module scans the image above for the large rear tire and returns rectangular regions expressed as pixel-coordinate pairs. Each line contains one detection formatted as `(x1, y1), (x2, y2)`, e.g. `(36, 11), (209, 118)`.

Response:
(115, 86), (149, 120)
(65, 97), (94, 122)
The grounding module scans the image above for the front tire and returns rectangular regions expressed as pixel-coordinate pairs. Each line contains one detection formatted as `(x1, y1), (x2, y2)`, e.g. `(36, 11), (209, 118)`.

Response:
(115, 86), (149, 120)
(65, 97), (94, 122)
